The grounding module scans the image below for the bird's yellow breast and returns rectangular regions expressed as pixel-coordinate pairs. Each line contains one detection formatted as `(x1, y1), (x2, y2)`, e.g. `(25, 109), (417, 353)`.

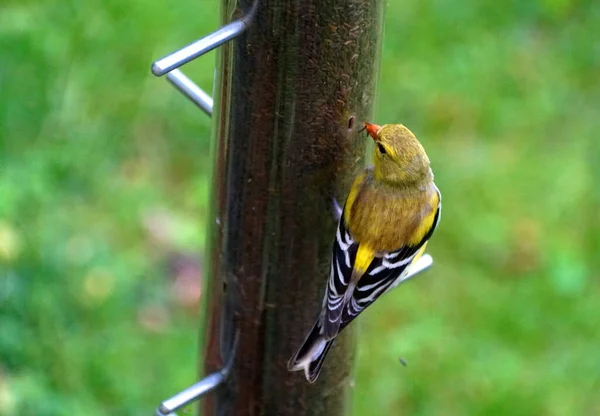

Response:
(344, 169), (438, 252)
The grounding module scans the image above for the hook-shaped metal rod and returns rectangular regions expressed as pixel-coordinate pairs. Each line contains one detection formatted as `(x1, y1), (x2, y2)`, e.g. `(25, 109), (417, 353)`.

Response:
(155, 331), (238, 416)
(151, 19), (247, 77)
(155, 372), (225, 416)
(166, 69), (213, 116)
(404, 254), (433, 281)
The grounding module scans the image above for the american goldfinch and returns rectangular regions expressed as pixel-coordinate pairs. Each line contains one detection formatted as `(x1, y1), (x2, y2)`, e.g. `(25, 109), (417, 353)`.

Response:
(288, 122), (441, 383)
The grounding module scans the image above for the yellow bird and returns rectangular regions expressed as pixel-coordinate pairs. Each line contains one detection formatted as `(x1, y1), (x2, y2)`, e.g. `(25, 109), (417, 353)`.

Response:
(288, 122), (441, 382)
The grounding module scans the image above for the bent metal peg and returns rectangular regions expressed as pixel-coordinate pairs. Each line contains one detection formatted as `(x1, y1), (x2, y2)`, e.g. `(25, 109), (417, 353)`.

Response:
(149, 19), (247, 117)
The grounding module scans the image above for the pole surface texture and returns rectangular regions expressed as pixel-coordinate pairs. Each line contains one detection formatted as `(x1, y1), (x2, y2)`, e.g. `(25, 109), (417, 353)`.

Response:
(201, 0), (384, 414)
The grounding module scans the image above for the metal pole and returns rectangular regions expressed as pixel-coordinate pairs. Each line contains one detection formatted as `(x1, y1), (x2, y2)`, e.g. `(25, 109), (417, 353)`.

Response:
(201, 0), (385, 414)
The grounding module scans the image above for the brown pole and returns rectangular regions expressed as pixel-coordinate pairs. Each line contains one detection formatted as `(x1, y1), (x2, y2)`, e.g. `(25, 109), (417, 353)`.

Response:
(201, 0), (384, 414)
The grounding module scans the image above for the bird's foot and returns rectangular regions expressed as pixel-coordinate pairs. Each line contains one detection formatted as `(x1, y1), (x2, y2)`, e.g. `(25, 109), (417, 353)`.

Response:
(331, 197), (342, 221)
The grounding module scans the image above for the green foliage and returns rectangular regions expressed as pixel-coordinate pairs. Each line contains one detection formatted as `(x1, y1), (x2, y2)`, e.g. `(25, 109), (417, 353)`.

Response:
(1, 0), (598, 414)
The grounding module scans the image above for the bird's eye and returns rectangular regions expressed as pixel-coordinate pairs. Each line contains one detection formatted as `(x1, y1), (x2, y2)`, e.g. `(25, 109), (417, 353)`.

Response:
(377, 143), (387, 154)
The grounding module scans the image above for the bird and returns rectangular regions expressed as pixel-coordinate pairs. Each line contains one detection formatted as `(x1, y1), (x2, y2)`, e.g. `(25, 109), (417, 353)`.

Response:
(288, 122), (441, 383)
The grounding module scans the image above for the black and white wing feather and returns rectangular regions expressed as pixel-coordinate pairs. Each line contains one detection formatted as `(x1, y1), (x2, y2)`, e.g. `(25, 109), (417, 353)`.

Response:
(322, 195), (441, 339)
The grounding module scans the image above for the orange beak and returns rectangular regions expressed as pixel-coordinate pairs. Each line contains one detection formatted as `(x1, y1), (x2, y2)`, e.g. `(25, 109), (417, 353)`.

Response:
(362, 122), (381, 141)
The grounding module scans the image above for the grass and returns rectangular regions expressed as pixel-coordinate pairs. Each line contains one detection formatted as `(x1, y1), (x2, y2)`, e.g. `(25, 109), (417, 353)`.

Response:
(1, 0), (598, 415)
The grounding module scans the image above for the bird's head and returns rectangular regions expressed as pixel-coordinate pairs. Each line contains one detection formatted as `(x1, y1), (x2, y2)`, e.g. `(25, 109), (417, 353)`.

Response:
(362, 122), (432, 186)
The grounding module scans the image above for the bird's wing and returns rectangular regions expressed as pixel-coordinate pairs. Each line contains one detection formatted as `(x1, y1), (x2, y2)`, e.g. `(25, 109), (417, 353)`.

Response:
(323, 186), (441, 338)
(322, 214), (358, 338)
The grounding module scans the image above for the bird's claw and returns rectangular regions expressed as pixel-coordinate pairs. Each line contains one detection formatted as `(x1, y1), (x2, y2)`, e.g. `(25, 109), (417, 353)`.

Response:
(331, 197), (342, 221)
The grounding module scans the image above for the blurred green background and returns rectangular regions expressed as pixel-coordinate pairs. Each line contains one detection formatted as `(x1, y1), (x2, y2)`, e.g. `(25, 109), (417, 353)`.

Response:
(1, 0), (598, 415)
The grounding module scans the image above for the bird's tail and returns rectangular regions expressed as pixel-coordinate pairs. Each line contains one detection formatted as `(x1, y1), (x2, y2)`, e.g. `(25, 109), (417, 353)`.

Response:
(287, 318), (335, 383)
